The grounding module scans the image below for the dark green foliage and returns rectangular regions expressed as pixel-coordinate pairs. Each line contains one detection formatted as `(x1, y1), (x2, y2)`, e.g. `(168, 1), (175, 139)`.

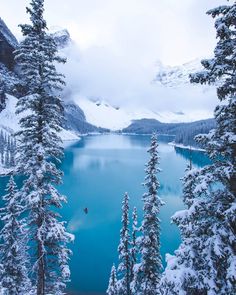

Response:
(122, 118), (215, 147)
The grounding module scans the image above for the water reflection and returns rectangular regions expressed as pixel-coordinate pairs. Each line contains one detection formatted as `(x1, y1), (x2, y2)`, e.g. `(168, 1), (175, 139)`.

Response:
(174, 146), (211, 167)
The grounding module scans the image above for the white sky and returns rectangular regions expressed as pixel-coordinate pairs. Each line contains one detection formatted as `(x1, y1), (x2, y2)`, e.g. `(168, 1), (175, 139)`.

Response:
(1, 0), (224, 66)
(0, 0), (229, 118)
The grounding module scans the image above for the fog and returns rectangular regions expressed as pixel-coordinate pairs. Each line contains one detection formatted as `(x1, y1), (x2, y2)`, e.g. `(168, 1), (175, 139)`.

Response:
(59, 41), (217, 117)
(2, 0), (225, 117)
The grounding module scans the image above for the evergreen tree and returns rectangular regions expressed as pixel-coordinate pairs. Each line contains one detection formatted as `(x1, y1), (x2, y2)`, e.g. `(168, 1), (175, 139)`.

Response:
(0, 79), (6, 112)
(134, 134), (163, 295)
(117, 193), (131, 295)
(107, 264), (118, 295)
(190, 3), (236, 293)
(0, 130), (4, 164)
(162, 3), (236, 294)
(130, 207), (138, 282)
(160, 165), (208, 295)
(14, 0), (73, 294)
(5, 149), (10, 168)
(0, 176), (31, 294)
(9, 138), (16, 167)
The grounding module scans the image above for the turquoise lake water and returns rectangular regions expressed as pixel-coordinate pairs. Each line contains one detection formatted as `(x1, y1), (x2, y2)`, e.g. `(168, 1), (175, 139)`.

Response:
(0, 134), (210, 295)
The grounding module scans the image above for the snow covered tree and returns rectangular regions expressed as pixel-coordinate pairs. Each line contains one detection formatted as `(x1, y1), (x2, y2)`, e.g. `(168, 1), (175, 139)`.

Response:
(190, 2), (236, 293)
(160, 165), (209, 295)
(161, 3), (236, 294)
(14, 0), (74, 294)
(107, 264), (118, 295)
(9, 137), (16, 167)
(130, 207), (138, 282)
(0, 79), (6, 112)
(4, 144), (10, 168)
(133, 134), (163, 295)
(0, 176), (31, 294)
(0, 130), (4, 164)
(117, 192), (131, 295)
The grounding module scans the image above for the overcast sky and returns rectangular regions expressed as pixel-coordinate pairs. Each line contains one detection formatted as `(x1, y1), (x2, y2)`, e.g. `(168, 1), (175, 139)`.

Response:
(0, 0), (228, 119)
(1, 0), (224, 65)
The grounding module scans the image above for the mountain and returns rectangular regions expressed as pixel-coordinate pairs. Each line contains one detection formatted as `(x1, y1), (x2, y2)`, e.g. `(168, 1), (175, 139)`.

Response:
(0, 19), (215, 147)
(0, 94), (79, 140)
(68, 58), (215, 130)
(63, 101), (109, 134)
(0, 20), (106, 139)
(0, 17), (18, 70)
(50, 27), (72, 48)
(154, 59), (204, 87)
(0, 19), (21, 111)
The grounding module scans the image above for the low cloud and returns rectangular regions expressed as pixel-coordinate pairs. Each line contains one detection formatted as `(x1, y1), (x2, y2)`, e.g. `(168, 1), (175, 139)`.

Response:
(60, 42), (217, 117)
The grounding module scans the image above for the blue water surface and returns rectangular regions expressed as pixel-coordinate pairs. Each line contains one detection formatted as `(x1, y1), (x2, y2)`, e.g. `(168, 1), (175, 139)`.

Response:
(0, 134), (210, 295)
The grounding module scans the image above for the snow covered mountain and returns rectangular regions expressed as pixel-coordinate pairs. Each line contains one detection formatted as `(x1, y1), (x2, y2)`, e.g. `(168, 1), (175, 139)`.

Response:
(0, 94), (79, 141)
(75, 98), (161, 130)
(154, 59), (204, 87)
(60, 40), (215, 129)
(74, 97), (213, 130)
(0, 19), (216, 136)
(50, 26), (72, 48)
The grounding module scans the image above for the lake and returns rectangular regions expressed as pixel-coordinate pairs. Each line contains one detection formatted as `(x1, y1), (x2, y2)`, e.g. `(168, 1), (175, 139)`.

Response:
(0, 134), (210, 295)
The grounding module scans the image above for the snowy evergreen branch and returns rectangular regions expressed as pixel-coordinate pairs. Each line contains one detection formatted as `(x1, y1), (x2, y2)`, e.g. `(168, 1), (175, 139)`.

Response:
(162, 2), (236, 294)
(13, 0), (73, 294)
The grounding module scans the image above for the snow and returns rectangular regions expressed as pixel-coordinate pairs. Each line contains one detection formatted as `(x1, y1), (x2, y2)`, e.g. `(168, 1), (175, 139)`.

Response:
(0, 94), (19, 133)
(168, 142), (205, 152)
(0, 166), (13, 176)
(155, 58), (204, 88)
(0, 94), (79, 175)
(0, 94), (79, 141)
(74, 97), (212, 130)
(49, 26), (68, 35)
(76, 98), (161, 130)
(59, 129), (80, 141)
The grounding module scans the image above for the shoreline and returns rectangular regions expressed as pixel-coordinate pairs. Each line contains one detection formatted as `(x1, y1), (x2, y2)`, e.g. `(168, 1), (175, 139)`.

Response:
(168, 142), (205, 152)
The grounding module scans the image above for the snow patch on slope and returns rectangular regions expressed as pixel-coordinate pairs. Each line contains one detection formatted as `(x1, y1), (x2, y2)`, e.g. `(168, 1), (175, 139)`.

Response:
(74, 97), (213, 130)
(75, 98), (163, 130)
(0, 94), (79, 141)
(155, 59), (204, 87)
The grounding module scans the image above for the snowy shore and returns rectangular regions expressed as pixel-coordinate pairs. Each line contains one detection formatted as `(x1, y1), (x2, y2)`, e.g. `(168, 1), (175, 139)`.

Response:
(168, 142), (205, 152)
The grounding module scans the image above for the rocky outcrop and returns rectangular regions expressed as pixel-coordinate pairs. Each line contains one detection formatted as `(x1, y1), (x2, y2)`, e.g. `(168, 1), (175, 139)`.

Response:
(63, 101), (109, 134)
(0, 18), (18, 70)
(50, 28), (72, 48)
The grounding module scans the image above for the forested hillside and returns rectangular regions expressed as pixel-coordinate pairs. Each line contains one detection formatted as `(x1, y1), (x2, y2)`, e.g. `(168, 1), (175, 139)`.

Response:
(122, 118), (216, 147)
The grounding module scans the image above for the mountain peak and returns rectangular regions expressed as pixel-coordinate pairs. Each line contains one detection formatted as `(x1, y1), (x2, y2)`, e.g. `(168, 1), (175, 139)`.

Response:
(0, 18), (18, 70)
(154, 58), (203, 87)
(49, 26), (72, 48)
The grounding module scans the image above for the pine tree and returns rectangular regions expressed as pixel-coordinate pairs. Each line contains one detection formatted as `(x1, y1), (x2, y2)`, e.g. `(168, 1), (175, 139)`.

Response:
(9, 138), (16, 167)
(190, 2), (236, 293)
(134, 134), (163, 295)
(0, 130), (4, 164)
(117, 192), (131, 295)
(162, 3), (236, 294)
(0, 79), (6, 112)
(130, 207), (138, 282)
(107, 264), (118, 295)
(14, 0), (74, 294)
(5, 149), (10, 168)
(160, 165), (208, 295)
(0, 176), (31, 294)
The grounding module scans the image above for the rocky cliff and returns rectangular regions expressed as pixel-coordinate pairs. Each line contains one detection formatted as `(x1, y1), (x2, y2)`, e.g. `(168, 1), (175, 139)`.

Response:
(0, 18), (18, 70)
